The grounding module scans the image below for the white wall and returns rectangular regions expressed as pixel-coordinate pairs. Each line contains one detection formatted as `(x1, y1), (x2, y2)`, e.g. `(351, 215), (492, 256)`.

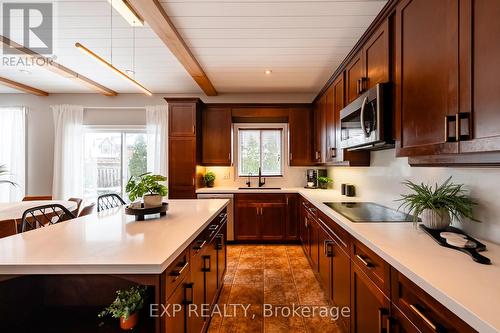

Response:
(328, 149), (500, 244)
(0, 92), (314, 196)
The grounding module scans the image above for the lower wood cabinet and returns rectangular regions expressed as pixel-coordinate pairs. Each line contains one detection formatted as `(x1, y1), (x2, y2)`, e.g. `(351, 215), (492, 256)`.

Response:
(165, 209), (227, 333)
(351, 262), (391, 333)
(234, 194), (287, 242)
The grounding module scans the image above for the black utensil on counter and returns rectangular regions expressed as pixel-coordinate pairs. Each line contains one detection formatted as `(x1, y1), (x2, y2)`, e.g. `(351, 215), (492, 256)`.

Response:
(420, 225), (491, 265)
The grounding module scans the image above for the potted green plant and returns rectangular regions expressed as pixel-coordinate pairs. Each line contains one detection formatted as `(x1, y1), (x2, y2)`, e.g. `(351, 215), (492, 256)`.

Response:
(398, 177), (478, 230)
(126, 172), (167, 208)
(203, 171), (216, 188)
(98, 285), (147, 330)
(317, 176), (333, 189)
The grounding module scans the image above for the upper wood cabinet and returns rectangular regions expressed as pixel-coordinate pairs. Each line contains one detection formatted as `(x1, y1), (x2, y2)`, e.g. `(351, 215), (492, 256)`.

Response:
(346, 20), (390, 104)
(289, 107), (313, 166)
(395, 0), (460, 157)
(202, 107), (232, 166)
(313, 95), (327, 164)
(459, 0), (500, 154)
(168, 99), (201, 137)
(324, 85), (336, 163)
(346, 52), (365, 104)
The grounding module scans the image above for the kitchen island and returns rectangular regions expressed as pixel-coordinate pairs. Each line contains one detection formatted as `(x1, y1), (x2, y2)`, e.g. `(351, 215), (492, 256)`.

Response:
(0, 199), (229, 332)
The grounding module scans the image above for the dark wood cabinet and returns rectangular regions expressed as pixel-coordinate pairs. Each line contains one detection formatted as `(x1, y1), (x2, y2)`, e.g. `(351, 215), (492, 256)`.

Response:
(289, 107), (313, 166)
(317, 223), (333, 300)
(332, 241), (351, 332)
(299, 199), (311, 256)
(165, 280), (188, 333)
(351, 263), (391, 333)
(189, 240), (208, 333)
(390, 305), (421, 333)
(234, 194), (286, 242)
(285, 194), (299, 241)
(313, 96), (327, 164)
(169, 137), (197, 199)
(459, 0), (500, 154)
(202, 107), (232, 166)
(390, 268), (476, 333)
(167, 98), (202, 199)
(363, 20), (390, 91)
(346, 52), (364, 104)
(169, 102), (198, 137)
(395, 0), (460, 157)
(324, 86), (336, 163)
(308, 216), (320, 272)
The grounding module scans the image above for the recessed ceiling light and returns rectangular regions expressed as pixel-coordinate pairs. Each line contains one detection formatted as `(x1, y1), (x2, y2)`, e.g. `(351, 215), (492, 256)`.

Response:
(19, 69), (31, 75)
(264, 70), (272, 75)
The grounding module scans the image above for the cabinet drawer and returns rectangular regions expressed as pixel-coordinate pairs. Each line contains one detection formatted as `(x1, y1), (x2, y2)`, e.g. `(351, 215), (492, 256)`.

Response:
(300, 198), (318, 218)
(163, 248), (190, 300)
(207, 209), (227, 239)
(351, 239), (390, 295)
(236, 194), (285, 203)
(391, 269), (477, 333)
(317, 211), (351, 252)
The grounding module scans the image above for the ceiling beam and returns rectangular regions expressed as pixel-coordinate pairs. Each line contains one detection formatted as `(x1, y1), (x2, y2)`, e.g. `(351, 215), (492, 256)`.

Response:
(0, 76), (49, 96)
(127, 0), (217, 96)
(0, 35), (117, 96)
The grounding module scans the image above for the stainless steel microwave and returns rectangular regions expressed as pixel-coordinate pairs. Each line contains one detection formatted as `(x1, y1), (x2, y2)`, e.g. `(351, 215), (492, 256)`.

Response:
(339, 83), (394, 151)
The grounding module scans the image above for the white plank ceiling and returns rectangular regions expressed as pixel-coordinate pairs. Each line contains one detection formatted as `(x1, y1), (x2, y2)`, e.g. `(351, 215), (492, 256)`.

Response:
(0, 0), (386, 95)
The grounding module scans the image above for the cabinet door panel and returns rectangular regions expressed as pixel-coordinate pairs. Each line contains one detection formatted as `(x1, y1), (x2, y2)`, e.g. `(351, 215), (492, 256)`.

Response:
(190, 246), (206, 333)
(205, 241), (218, 308)
(325, 86), (336, 163)
(285, 194), (299, 241)
(289, 107), (313, 166)
(169, 104), (196, 136)
(364, 20), (390, 90)
(346, 53), (364, 104)
(460, 0), (500, 153)
(261, 204), (286, 241)
(318, 226), (332, 301)
(169, 137), (196, 198)
(313, 96), (327, 163)
(309, 217), (320, 272)
(165, 282), (187, 333)
(202, 107), (232, 165)
(234, 204), (260, 241)
(351, 264), (390, 333)
(396, 0), (459, 156)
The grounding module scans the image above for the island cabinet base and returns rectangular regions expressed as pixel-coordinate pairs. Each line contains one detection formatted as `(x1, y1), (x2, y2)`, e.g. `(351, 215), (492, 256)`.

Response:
(0, 208), (228, 333)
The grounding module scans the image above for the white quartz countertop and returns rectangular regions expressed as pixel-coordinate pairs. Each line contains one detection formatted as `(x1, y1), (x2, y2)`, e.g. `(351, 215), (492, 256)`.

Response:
(199, 186), (500, 333)
(0, 199), (228, 275)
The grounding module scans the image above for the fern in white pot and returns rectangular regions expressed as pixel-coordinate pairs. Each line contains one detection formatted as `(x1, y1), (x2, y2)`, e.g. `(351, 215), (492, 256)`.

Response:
(398, 177), (479, 230)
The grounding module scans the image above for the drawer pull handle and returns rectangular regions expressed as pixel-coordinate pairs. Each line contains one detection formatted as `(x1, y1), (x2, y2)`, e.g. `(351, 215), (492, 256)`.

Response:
(184, 282), (194, 305)
(356, 254), (372, 268)
(202, 255), (211, 272)
(378, 308), (389, 333)
(171, 261), (189, 278)
(208, 225), (218, 231)
(409, 304), (437, 331)
(324, 240), (334, 257)
(193, 240), (206, 251)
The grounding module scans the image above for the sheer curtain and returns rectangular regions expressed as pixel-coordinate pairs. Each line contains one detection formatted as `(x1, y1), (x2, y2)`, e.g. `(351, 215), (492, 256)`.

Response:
(51, 105), (84, 200)
(146, 105), (168, 177)
(0, 106), (26, 202)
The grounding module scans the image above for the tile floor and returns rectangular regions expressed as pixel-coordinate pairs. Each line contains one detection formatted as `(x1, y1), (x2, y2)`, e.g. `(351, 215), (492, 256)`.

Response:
(207, 244), (342, 333)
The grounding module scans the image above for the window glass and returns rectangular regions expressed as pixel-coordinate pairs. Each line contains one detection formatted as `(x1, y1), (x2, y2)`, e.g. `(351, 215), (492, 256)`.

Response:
(238, 128), (283, 177)
(83, 130), (147, 201)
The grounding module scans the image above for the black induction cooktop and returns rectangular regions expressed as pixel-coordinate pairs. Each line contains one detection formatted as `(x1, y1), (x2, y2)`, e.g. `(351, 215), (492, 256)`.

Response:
(324, 202), (414, 223)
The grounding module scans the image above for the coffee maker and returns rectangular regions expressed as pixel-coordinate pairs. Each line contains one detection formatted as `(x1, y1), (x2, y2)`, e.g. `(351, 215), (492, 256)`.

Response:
(305, 169), (327, 188)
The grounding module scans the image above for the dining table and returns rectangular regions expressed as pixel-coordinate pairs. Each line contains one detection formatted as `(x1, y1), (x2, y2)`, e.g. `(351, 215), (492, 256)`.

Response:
(0, 200), (78, 238)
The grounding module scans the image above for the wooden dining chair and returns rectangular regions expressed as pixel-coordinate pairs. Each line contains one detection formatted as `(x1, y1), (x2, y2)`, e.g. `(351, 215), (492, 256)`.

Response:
(22, 195), (53, 201)
(21, 204), (76, 232)
(97, 194), (126, 212)
(78, 203), (96, 217)
(68, 197), (83, 215)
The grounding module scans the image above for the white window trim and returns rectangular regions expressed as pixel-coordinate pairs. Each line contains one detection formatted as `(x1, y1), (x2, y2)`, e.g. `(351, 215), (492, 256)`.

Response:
(233, 123), (288, 178)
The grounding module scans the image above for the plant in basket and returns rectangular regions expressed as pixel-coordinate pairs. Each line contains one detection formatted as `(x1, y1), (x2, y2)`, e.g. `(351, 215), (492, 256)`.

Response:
(98, 285), (147, 330)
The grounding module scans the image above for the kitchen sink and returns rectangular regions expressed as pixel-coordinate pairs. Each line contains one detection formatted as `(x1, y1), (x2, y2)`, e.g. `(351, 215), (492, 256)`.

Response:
(238, 187), (282, 190)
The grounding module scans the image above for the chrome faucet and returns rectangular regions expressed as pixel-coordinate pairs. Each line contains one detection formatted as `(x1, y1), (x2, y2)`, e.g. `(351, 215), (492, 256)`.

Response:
(246, 172), (252, 187)
(258, 167), (266, 187)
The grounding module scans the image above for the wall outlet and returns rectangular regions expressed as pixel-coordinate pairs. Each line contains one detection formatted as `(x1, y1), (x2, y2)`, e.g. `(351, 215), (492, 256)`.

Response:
(223, 171), (231, 179)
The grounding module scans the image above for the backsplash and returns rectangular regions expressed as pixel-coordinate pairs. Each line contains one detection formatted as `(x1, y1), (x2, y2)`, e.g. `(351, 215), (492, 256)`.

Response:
(201, 166), (316, 188)
(328, 149), (500, 244)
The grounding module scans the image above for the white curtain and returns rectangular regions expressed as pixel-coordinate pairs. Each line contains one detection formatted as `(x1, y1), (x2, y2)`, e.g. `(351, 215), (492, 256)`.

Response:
(146, 105), (168, 177)
(0, 106), (26, 202)
(51, 104), (84, 200)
